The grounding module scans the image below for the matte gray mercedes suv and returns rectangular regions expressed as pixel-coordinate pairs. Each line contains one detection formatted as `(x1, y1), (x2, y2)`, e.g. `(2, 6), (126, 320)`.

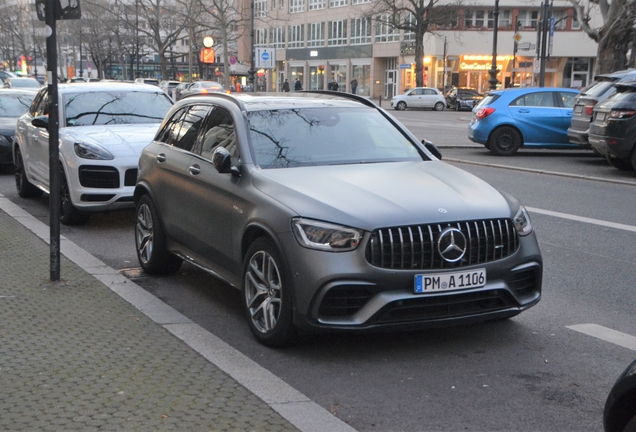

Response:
(134, 91), (542, 346)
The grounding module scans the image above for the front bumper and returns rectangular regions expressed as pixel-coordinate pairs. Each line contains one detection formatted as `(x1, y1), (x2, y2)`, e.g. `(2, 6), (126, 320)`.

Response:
(281, 230), (542, 332)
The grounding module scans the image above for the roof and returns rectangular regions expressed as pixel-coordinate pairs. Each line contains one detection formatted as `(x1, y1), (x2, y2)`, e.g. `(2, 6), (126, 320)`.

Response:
(55, 82), (168, 94)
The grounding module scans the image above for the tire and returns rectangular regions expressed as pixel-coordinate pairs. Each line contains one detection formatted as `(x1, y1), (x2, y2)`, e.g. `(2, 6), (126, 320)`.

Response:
(396, 101), (407, 111)
(434, 101), (445, 111)
(606, 155), (634, 171)
(59, 167), (90, 225)
(625, 414), (636, 432)
(242, 238), (296, 347)
(455, 102), (461, 111)
(135, 194), (182, 275)
(489, 126), (522, 156)
(632, 148), (636, 171)
(14, 147), (43, 198)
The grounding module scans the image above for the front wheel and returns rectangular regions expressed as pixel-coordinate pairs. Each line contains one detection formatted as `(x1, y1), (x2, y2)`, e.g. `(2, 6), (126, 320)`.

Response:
(455, 102), (461, 111)
(135, 194), (182, 274)
(242, 238), (296, 347)
(60, 168), (90, 225)
(434, 101), (445, 111)
(489, 127), (522, 156)
(606, 155), (634, 171)
(396, 101), (407, 111)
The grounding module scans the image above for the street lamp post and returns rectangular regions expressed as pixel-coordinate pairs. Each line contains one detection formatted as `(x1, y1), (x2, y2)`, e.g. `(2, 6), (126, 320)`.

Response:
(248, 0), (256, 89)
(79, 22), (83, 77)
(488, 0), (500, 90)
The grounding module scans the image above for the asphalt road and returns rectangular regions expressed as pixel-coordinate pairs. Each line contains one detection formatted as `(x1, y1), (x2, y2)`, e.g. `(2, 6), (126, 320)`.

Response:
(3, 108), (636, 431)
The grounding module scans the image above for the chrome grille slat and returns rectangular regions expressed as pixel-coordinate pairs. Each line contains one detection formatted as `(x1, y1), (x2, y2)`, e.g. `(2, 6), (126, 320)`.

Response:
(366, 218), (519, 270)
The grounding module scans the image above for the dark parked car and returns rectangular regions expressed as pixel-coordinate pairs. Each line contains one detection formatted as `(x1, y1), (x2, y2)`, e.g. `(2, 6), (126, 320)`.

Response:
(468, 87), (579, 155)
(568, 68), (636, 149)
(134, 91), (542, 347)
(0, 89), (37, 167)
(446, 87), (482, 111)
(604, 358), (636, 432)
(588, 81), (636, 171)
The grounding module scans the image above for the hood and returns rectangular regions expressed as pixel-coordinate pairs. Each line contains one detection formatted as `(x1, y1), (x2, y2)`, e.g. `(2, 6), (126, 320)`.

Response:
(251, 161), (514, 230)
(60, 123), (161, 158)
(0, 116), (19, 136)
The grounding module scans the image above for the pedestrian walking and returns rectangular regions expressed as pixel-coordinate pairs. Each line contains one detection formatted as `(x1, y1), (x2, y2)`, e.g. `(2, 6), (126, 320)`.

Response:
(332, 80), (339, 91)
(350, 78), (358, 94)
(294, 78), (302, 91)
(282, 79), (290, 92)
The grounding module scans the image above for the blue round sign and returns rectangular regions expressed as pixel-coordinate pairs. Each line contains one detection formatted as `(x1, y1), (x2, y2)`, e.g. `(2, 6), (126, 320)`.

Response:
(261, 52), (270, 62)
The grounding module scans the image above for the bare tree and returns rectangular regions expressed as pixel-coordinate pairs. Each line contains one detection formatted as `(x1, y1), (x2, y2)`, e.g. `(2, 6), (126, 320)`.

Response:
(369, 0), (459, 88)
(569, 0), (636, 74)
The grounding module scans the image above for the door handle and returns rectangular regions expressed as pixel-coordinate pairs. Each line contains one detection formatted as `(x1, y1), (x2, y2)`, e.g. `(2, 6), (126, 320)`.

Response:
(156, 153), (166, 162)
(189, 164), (201, 175)
(518, 109), (530, 113)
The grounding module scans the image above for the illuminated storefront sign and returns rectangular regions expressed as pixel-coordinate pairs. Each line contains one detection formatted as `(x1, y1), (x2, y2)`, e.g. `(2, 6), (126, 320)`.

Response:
(460, 62), (493, 71)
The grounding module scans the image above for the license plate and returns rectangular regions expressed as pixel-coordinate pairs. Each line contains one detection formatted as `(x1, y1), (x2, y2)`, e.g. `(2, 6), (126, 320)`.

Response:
(574, 105), (583, 113)
(415, 269), (486, 293)
(596, 112), (606, 121)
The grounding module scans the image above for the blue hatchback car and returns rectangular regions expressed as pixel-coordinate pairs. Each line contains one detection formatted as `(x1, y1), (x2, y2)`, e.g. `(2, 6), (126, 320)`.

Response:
(468, 87), (580, 156)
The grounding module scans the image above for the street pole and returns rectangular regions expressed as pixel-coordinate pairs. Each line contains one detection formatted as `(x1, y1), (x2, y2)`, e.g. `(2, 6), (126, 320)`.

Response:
(539, 0), (549, 87)
(79, 22), (83, 77)
(488, 0), (500, 90)
(248, 0), (256, 89)
(512, 20), (519, 87)
(442, 36), (447, 92)
(45, 0), (60, 281)
(135, 0), (140, 78)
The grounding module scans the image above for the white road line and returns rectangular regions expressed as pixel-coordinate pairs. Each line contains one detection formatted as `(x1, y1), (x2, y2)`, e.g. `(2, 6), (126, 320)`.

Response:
(567, 324), (636, 351)
(527, 207), (636, 233)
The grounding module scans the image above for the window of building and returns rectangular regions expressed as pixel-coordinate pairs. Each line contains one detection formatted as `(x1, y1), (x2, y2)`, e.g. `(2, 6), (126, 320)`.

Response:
(255, 28), (267, 47)
(329, 0), (347, 7)
(375, 14), (399, 42)
(351, 0), (370, 3)
(403, 13), (415, 41)
(328, 20), (347, 45)
(289, 0), (304, 13)
(572, 13), (580, 29)
(551, 10), (567, 30)
(307, 22), (325, 47)
(517, 10), (539, 29)
(289, 24), (305, 47)
(280, 0), (284, 8)
(255, 0), (267, 18)
(488, 9), (511, 28)
(464, 9), (486, 28)
(350, 17), (371, 45)
(270, 27), (286, 48)
(308, 0), (325, 10)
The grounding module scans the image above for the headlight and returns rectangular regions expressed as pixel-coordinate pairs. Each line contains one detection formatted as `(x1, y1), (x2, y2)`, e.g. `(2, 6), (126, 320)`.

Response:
(292, 218), (362, 252)
(74, 142), (114, 160)
(513, 206), (533, 236)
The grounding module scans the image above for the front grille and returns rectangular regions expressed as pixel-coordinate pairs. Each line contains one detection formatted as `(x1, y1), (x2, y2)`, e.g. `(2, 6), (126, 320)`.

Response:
(376, 290), (515, 324)
(319, 286), (374, 317)
(365, 219), (518, 270)
(124, 169), (138, 186)
(78, 166), (119, 188)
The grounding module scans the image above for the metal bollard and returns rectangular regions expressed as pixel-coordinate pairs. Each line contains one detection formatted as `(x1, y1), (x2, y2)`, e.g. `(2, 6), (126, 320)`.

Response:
(378, 95), (382, 107)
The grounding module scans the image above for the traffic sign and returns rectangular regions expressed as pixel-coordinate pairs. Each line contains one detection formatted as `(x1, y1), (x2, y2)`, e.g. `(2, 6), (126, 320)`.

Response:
(200, 48), (215, 64)
(514, 32), (522, 42)
(255, 48), (275, 69)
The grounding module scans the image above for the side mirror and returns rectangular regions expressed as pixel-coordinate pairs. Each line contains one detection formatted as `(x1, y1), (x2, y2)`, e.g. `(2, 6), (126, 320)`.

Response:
(31, 115), (49, 129)
(212, 146), (240, 176)
(422, 140), (442, 160)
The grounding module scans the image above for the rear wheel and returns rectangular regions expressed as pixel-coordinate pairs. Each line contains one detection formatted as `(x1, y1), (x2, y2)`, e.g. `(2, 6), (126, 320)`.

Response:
(242, 238), (296, 347)
(489, 127), (522, 156)
(135, 194), (182, 274)
(606, 155), (634, 171)
(396, 101), (407, 111)
(14, 147), (43, 198)
(630, 147), (636, 171)
(434, 101), (445, 111)
(455, 102), (461, 111)
(59, 168), (90, 225)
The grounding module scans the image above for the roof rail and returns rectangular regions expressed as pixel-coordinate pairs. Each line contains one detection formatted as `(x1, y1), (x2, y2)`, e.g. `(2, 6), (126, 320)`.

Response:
(296, 90), (379, 108)
(181, 92), (246, 111)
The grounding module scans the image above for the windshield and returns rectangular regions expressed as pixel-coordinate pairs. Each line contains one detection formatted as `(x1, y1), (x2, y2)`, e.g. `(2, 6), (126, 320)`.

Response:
(12, 79), (40, 88)
(247, 107), (424, 168)
(580, 79), (617, 98)
(474, 94), (499, 109)
(0, 93), (35, 117)
(608, 87), (636, 102)
(63, 90), (173, 126)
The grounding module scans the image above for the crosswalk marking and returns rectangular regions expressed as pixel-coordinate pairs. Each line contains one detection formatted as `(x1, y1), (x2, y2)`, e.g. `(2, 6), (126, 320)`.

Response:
(567, 324), (636, 351)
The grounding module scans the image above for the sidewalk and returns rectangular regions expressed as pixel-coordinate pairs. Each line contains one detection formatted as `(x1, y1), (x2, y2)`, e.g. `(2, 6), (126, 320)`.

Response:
(0, 196), (355, 432)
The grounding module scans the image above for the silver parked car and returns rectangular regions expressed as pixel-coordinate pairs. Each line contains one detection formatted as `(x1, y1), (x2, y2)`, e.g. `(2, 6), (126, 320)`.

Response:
(134, 91), (542, 346)
(391, 87), (446, 111)
(14, 82), (173, 224)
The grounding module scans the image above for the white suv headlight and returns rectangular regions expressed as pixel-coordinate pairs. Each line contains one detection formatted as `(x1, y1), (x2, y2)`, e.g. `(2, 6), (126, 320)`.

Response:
(74, 142), (114, 160)
(292, 218), (362, 252)
(513, 206), (533, 236)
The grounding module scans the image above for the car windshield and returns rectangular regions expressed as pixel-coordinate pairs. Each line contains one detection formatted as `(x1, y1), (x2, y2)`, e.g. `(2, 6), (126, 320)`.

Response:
(608, 87), (636, 102)
(246, 107), (424, 168)
(12, 79), (40, 88)
(459, 90), (480, 96)
(63, 90), (173, 126)
(474, 94), (499, 108)
(0, 93), (35, 117)
(580, 79), (617, 97)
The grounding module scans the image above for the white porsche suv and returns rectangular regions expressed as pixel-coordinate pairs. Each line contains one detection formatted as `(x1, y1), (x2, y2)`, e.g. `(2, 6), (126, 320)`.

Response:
(13, 82), (173, 224)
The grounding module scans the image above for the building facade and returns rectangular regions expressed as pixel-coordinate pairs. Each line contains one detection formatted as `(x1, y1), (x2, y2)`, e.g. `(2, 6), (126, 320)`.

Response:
(238, 0), (601, 97)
